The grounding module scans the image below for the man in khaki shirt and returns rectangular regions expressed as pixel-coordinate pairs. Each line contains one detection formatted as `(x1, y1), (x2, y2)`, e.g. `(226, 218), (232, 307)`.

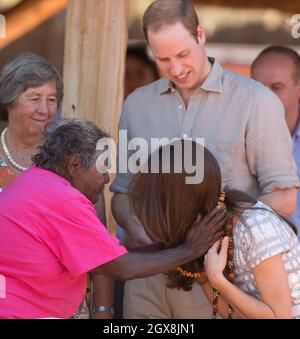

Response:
(111, 0), (299, 318)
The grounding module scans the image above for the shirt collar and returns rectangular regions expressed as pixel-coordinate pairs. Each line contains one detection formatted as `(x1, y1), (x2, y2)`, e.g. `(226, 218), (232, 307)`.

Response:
(159, 57), (224, 95)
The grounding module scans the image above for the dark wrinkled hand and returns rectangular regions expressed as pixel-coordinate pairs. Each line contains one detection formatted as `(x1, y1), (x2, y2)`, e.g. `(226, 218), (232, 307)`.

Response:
(185, 205), (226, 257)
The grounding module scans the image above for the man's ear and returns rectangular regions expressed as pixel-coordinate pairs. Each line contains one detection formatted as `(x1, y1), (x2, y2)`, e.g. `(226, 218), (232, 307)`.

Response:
(67, 154), (82, 178)
(197, 25), (206, 45)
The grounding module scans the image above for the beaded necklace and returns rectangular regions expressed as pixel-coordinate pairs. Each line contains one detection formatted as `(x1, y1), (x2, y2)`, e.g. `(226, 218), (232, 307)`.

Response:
(0, 127), (28, 172)
(211, 210), (235, 319)
(175, 266), (206, 283)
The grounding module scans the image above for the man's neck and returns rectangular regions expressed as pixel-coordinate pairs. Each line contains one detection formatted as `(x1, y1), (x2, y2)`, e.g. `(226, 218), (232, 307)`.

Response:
(178, 88), (194, 107)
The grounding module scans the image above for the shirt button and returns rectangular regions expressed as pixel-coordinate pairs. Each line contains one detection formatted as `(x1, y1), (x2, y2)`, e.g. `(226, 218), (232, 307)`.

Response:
(179, 105), (183, 110)
(182, 133), (188, 139)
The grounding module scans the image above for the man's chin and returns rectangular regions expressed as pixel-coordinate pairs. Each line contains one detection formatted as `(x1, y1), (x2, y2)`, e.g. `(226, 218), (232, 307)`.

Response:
(172, 80), (194, 91)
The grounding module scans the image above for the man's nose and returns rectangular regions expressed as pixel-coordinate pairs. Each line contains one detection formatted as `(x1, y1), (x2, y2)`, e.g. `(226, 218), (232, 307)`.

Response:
(170, 60), (183, 77)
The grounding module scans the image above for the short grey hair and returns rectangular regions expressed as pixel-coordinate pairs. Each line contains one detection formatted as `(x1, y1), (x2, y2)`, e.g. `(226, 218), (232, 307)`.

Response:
(33, 119), (109, 176)
(0, 52), (64, 121)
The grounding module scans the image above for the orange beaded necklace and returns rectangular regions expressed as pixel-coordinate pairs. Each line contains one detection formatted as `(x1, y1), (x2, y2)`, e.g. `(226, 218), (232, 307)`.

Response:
(175, 266), (206, 283)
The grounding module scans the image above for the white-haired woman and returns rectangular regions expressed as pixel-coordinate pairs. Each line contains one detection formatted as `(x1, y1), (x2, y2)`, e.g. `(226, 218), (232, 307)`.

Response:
(0, 52), (63, 190)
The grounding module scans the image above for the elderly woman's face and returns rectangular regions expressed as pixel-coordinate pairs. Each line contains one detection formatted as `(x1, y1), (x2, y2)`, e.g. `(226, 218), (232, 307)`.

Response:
(8, 81), (57, 136)
(72, 166), (110, 204)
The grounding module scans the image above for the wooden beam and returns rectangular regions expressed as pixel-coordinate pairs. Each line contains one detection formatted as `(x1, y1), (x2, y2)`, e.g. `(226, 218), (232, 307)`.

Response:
(192, 0), (300, 13)
(63, 0), (129, 233)
(0, 0), (67, 49)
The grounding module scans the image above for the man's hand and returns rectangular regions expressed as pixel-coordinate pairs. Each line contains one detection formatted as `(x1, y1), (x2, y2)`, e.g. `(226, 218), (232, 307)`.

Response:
(126, 222), (153, 247)
(185, 206), (226, 258)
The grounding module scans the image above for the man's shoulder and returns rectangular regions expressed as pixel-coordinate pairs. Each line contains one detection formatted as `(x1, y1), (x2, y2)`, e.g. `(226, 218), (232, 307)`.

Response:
(125, 77), (167, 103)
(223, 68), (282, 106)
(223, 69), (266, 94)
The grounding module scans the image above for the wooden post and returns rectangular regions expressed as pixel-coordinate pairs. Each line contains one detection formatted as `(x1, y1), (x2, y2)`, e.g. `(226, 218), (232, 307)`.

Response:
(63, 0), (128, 233)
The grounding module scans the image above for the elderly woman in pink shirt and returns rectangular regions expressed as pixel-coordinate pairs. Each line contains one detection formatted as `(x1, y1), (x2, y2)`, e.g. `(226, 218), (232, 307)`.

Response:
(0, 119), (225, 319)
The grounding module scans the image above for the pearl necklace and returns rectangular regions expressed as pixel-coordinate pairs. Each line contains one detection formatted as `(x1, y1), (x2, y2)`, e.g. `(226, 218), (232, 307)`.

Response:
(0, 127), (28, 171)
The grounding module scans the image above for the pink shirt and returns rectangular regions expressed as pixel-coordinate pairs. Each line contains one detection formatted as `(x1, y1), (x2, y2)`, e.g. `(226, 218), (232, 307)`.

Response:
(0, 167), (127, 319)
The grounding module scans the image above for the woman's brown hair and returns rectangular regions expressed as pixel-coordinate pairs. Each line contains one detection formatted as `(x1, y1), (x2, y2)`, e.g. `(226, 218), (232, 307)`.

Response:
(129, 140), (295, 290)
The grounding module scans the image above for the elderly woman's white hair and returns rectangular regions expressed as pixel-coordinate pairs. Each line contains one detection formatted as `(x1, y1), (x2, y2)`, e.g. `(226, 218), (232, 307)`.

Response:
(33, 119), (110, 176)
(0, 52), (63, 121)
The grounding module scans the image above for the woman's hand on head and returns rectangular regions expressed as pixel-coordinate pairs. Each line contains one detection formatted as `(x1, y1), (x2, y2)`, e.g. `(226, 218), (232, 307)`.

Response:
(204, 237), (229, 288)
(185, 206), (226, 258)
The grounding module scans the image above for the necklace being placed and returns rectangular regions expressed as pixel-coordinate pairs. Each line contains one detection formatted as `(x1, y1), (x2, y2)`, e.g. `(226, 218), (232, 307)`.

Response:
(0, 127), (28, 171)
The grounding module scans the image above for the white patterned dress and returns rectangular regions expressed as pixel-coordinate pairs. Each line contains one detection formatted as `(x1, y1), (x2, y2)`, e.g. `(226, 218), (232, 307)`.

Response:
(234, 201), (300, 318)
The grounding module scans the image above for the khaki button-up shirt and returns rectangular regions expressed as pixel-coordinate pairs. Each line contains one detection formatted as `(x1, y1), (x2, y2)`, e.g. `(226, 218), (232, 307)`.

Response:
(111, 58), (299, 198)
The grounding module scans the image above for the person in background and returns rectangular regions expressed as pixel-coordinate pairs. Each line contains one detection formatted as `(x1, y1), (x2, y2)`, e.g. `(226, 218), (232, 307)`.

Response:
(251, 46), (300, 240)
(0, 52), (62, 190)
(111, 0), (299, 319)
(125, 43), (159, 99)
(0, 119), (225, 319)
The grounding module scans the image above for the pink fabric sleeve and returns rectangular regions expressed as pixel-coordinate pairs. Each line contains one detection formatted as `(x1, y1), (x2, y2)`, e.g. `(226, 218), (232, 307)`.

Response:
(38, 197), (127, 277)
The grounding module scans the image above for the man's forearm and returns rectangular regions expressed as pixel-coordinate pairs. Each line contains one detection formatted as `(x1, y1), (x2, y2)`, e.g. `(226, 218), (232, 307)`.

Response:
(112, 193), (136, 231)
(112, 192), (152, 246)
(259, 187), (297, 217)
